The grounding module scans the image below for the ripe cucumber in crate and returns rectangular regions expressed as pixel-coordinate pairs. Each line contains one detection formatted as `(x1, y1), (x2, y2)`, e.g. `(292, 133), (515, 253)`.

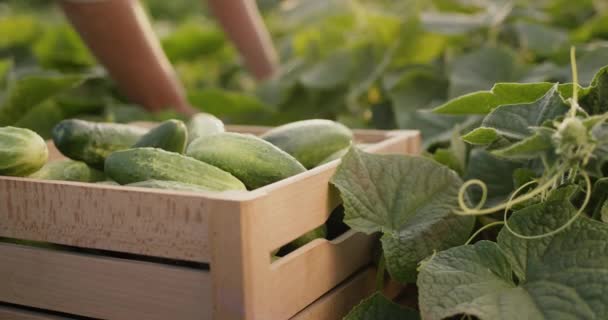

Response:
(187, 113), (225, 143)
(186, 132), (306, 189)
(52, 119), (147, 169)
(30, 159), (106, 182)
(105, 147), (246, 191)
(0, 126), (48, 176)
(133, 119), (188, 153)
(261, 119), (353, 169)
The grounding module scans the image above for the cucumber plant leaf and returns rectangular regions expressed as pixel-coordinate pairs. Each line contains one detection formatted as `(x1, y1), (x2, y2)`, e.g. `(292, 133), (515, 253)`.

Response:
(513, 21), (568, 58)
(433, 82), (574, 114)
(331, 148), (474, 282)
(580, 65), (608, 115)
(491, 127), (555, 160)
(447, 47), (520, 99)
(343, 292), (420, 320)
(461, 127), (499, 144)
(0, 59), (12, 88)
(0, 72), (86, 126)
(464, 148), (521, 206)
(418, 199), (608, 320)
(384, 66), (464, 148)
(471, 84), (568, 142)
(298, 51), (352, 89)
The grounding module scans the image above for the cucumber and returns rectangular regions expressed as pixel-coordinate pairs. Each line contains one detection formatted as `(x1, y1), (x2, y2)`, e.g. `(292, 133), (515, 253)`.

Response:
(29, 159), (105, 182)
(52, 119), (147, 168)
(105, 148), (246, 191)
(186, 132), (306, 189)
(0, 126), (48, 176)
(127, 180), (213, 193)
(285, 225), (327, 251)
(187, 113), (224, 143)
(261, 119), (353, 168)
(276, 225), (328, 256)
(133, 119), (188, 153)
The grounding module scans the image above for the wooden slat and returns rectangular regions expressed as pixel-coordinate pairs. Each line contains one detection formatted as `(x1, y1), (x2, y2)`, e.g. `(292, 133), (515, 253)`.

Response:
(0, 178), (216, 262)
(291, 267), (405, 320)
(0, 243), (212, 320)
(290, 268), (376, 320)
(209, 130), (420, 319)
(0, 306), (70, 320)
(267, 231), (376, 319)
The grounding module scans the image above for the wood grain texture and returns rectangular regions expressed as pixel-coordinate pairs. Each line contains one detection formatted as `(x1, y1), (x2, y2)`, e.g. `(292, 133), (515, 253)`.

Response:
(209, 130), (420, 320)
(291, 267), (404, 320)
(0, 243), (212, 320)
(251, 130), (420, 252)
(0, 306), (70, 320)
(2, 126), (421, 320)
(266, 231), (376, 319)
(290, 267), (376, 320)
(0, 178), (215, 262)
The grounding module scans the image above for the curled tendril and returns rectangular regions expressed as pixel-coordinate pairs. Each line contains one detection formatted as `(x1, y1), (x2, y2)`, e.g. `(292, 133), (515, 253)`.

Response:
(457, 179), (488, 212)
(503, 170), (591, 240)
(455, 169), (565, 216)
(464, 221), (505, 245)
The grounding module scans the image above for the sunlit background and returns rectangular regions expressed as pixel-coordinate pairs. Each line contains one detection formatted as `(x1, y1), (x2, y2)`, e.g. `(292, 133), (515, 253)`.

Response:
(0, 0), (607, 149)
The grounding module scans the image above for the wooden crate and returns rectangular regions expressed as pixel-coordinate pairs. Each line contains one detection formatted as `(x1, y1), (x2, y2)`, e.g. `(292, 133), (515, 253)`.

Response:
(0, 126), (419, 320)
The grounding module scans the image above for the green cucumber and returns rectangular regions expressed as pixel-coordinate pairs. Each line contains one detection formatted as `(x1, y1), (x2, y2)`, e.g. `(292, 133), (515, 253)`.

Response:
(261, 119), (353, 169)
(187, 113), (224, 143)
(0, 126), (48, 176)
(276, 225), (328, 257)
(186, 132), (306, 189)
(29, 159), (105, 182)
(127, 180), (213, 193)
(105, 148), (246, 191)
(286, 225), (327, 251)
(133, 119), (187, 153)
(52, 119), (147, 168)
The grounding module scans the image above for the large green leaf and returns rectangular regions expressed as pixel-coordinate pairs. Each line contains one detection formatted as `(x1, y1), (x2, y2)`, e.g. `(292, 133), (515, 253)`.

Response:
(418, 199), (608, 320)
(33, 24), (94, 71)
(331, 148), (474, 282)
(580, 65), (608, 115)
(447, 47), (520, 99)
(0, 15), (40, 51)
(472, 84), (569, 141)
(0, 72), (85, 126)
(188, 87), (274, 117)
(161, 22), (226, 62)
(434, 82), (574, 114)
(299, 51), (352, 89)
(575, 45), (608, 86)
(0, 59), (12, 89)
(343, 292), (420, 320)
(385, 67), (465, 147)
(464, 148), (521, 206)
(513, 22), (568, 57)
(491, 128), (555, 160)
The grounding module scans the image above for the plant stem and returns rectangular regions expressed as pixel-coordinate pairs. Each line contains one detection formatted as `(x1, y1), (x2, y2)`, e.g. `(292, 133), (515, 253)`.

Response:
(464, 221), (505, 245)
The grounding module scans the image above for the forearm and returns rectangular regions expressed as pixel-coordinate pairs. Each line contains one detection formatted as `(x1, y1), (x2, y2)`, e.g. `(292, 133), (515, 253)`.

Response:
(60, 0), (193, 114)
(207, 0), (278, 80)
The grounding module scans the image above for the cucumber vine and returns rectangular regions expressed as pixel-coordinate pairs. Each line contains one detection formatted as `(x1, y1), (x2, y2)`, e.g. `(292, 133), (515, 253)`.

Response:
(455, 46), (606, 240)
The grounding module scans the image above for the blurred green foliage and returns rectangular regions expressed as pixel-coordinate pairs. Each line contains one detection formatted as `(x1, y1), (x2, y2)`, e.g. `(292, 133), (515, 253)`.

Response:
(0, 0), (607, 148)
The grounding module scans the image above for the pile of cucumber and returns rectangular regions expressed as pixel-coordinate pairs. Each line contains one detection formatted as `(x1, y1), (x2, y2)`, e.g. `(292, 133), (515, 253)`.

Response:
(0, 114), (354, 255)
